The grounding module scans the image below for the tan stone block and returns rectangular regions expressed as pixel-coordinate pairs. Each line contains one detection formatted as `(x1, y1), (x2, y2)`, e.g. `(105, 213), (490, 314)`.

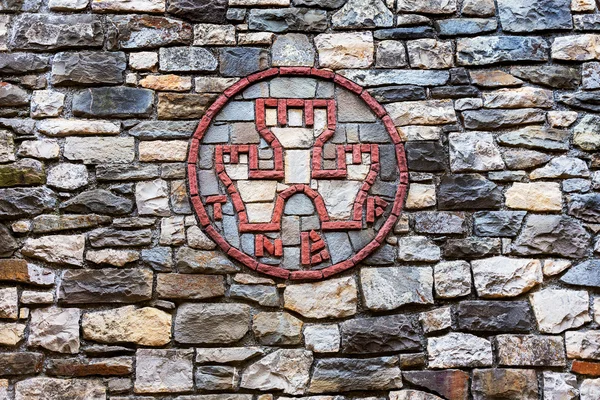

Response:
(506, 182), (562, 211)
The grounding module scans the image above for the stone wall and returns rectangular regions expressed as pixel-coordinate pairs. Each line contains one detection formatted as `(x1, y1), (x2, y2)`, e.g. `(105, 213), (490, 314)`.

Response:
(2, 0), (600, 398)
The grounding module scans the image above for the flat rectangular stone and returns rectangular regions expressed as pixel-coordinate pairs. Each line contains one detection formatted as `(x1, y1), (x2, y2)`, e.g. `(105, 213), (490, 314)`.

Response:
(339, 69), (449, 86)
(64, 137), (135, 164)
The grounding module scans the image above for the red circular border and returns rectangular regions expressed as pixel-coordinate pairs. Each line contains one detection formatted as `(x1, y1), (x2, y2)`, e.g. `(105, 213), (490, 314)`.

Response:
(187, 67), (409, 281)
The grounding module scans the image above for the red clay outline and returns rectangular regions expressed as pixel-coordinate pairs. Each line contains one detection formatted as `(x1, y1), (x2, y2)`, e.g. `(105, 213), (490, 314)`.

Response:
(187, 67), (409, 281)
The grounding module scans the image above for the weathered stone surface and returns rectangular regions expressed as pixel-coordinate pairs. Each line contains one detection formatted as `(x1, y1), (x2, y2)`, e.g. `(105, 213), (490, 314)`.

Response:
(560, 90), (600, 113)
(59, 268), (153, 304)
(73, 87), (153, 118)
(511, 215), (590, 258)
(0, 53), (49, 74)
(88, 228), (152, 247)
(581, 378), (600, 400)
(0, 287), (17, 320)
(511, 65), (580, 89)
(397, 0), (456, 14)
(341, 315), (421, 353)
(87, 249), (138, 267)
(407, 39), (454, 69)
(31, 90), (64, 118)
(0, 259), (55, 286)
(176, 247), (239, 274)
(175, 303), (250, 344)
(304, 325), (340, 353)
(471, 369), (538, 400)
(46, 164), (88, 191)
(195, 347), (264, 364)
(361, 266), (433, 310)
(469, 70), (522, 88)
(471, 257), (542, 298)
(248, 8), (328, 32)
(61, 189), (132, 215)
(434, 261), (471, 299)
(157, 93), (219, 119)
(240, 349), (313, 395)
(498, 126), (570, 151)
(252, 312), (303, 345)
(483, 87), (554, 109)
(340, 69), (449, 87)
(135, 179), (169, 216)
(283, 276), (357, 319)
(52, 51), (125, 85)
(386, 100), (455, 126)
(10, 14), (104, 50)
(568, 193), (600, 222)
(390, 390), (443, 400)
(405, 184), (436, 210)
(574, 114), (600, 150)
(29, 307), (80, 354)
(456, 36), (548, 65)
(498, 0), (572, 32)
(219, 47), (270, 76)
(414, 212), (466, 234)
(37, 119), (120, 136)
(560, 260), (600, 288)
(436, 18), (497, 36)
(128, 121), (196, 140)
(530, 288), (590, 333)
(505, 182), (562, 212)
(331, 0), (392, 28)
(0, 352), (43, 376)
(402, 370), (469, 400)
(496, 335), (565, 366)
(31, 214), (108, 234)
(397, 236), (441, 262)
(438, 174), (502, 210)
(405, 142), (446, 171)
(92, 0), (164, 12)
(443, 237), (501, 259)
(0, 83), (28, 107)
(457, 301), (534, 332)
(46, 357), (133, 377)
(428, 333), (493, 368)
(109, 15), (192, 49)
(462, 109), (545, 130)
(0, 322), (26, 346)
(22, 234), (85, 266)
(135, 349), (193, 393)
(83, 306), (171, 346)
(168, 0), (226, 22)
(315, 32), (374, 69)
(14, 378), (105, 399)
(157, 273), (224, 300)
(159, 47), (217, 72)
(309, 356), (402, 393)
(0, 158), (45, 187)
(449, 132), (504, 172)
(271, 33), (314, 67)
(531, 156), (589, 180)
(18, 139), (60, 160)
(473, 211), (526, 237)
(544, 372), (579, 400)
(0, 187), (56, 217)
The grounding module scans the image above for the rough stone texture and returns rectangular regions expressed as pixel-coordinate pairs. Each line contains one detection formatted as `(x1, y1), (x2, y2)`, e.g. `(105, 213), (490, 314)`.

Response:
(174, 303), (250, 344)
(28, 307), (81, 354)
(240, 349), (312, 395)
(314, 32), (374, 69)
(361, 266), (433, 310)
(471, 256), (542, 298)
(283, 276), (357, 319)
(428, 333), (493, 368)
(14, 378), (106, 400)
(496, 335), (566, 366)
(134, 349), (193, 393)
(471, 369), (538, 400)
(530, 288), (591, 333)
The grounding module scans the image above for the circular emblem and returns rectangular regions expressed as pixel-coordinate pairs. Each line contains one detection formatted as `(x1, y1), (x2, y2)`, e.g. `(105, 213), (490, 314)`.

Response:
(188, 67), (408, 280)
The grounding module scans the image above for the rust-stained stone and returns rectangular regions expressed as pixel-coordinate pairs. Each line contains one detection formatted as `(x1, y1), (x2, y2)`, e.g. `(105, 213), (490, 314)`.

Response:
(0, 259), (55, 286)
(0, 352), (44, 376)
(572, 360), (600, 376)
(402, 370), (469, 400)
(157, 93), (219, 119)
(46, 357), (133, 377)
(472, 368), (539, 400)
(156, 273), (225, 300)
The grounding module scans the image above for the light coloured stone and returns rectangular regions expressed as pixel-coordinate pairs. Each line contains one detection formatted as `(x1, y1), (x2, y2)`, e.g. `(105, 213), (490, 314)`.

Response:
(272, 33), (314, 66)
(195, 347), (265, 364)
(64, 137), (135, 164)
(361, 266), (434, 311)
(398, 126), (442, 141)
(285, 150), (311, 184)
(0, 130), (15, 162)
(543, 372), (578, 400)
(195, 77), (240, 93)
(472, 256), (542, 298)
(29, 306), (81, 353)
(434, 260), (472, 299)
(397, 236), (441, 262)
(83, 306), (172, 346)
(385, 100), (457, 126)
(0, 262), (55, 286)
(48, 0), (88, 10)
(574, 115), (600, 151)
(136, 179), (170, 216)
(0, 15), (8, 51)
(581, 378), (600, 400)
(0, 322), (26, 346)
(566, 330), (600, 360)
(339, 69), (449, 87)
(92, 0), (165, 12)
(240, 349), (313, 395)
(0, 287), (18, 319)
(37, 119), (120, 136)
(18, 139), (60, 160)
(129, 52), (158, 71)
(86, 249), (139, 267)
(194, 24), (236, 45)
(572, 0), (596, 11)
(20, 290), (54, 305)
(530, 288), (591, 333)
(31, 90), (65, 118)
(397, 0), (457, 13)
(284, 276), (357, 319)
(548, 111), (578, 128)
(543, 259), (572, 277)
(407, 39), (454, 69)
(405, 183), (436, 209)
(22, 234), (85, 266)
(271, 127), (312, 148)
(449, 131), (504, 172)
(552, 34), (600, 61)
(238, 32), (275, 45)
(530, 156), (590, 180)
(318, 180), (362, 220)
(419, 307), (452, 334)
(314, 32), (374, 69)
(15, 378), (106, 400)
(139, 140), (188, 162)
(135, 349), (193, 393)
(483, 87), (554, 108)
(253, 312), (303, 345)
(391, 390), (443, 400)
(139, 75), (192, 91)
(304, 324), (340, 353)
(505, 182), (562, 211)
(187, 226), (216, 250)
(47, 163), (88, 190)
(159, 216), (186, 245)
(428, 333), (493, 368)
(237, 180), (278, 202)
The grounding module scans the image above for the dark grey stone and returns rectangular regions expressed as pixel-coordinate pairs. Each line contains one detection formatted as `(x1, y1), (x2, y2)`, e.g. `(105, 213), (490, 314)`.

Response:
(474, 211), (527, 237)
(443, 237), (502, 259)
(379, 145), (398, 181)
(498, 0), (572, 32)
(141, 247), (173, 272)
(88, 228), (152, 247)
(430, 85), (480, 99)
(456, 36), (548, 66)
(574, 14), (600, 31)
(0, 0), (40, 11)
(403, 370), (469, 400)
(168, 0), (227, 22)
(462, 109), (545, 130)
(73, 87), (153, 118)
(227, 8), (246, 22)
(10, 14), (104, 50)
(0, 83), (29, 107)
(59, 268), (153, 304)
(341, 315), (421, 354)
(219, 48), (270, 77)
(373, 26), (436, 40)
(0, 223), (17, 257)
(284, 194), (315, 215)
(60, 189), (133, 215)
(498, 126), (570, 151)
(405, 142), (446, 172)
(96, 164), (160, 181)
(561, 260), (600, 288)
(510, 65), (580, 89)
(248, 8), (328, 32)
(502, 149), (553, 170)
(367, 85), (427, 103)
(324, 232), (353, 264)
(414, 212), (467, 235)
(438, 174), (502, 210)
(196, 366), (238, 390)
(108, 15), (193, 49)
(510, 215), (590, 259)
(32, 214), (112, 233)
(51, 51), (126, 86)
(560, 91), (600, 112)
(358, 122), (390, 143)
(0, 352), (43, 376)
(0, 187), (56, 217)
(159, 47), (217, 72)
(457, 301), (534, 332)
(0, 53), (49, 74)
(435, 18), (497, 36)
(364, 243), (396, 265)
(568, 193), (600, 223)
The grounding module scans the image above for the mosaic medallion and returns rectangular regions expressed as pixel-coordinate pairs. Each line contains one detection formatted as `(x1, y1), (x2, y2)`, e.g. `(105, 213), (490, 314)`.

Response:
(188, 67), (408, 280)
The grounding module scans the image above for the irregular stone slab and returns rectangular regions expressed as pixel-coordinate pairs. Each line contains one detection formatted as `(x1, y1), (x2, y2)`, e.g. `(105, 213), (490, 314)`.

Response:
(248, 8), (328, 32)
(0, 322), (26, 346)
(498, 126), (570, 151)
(86, 249), (138, 267)
(472, 369), (538, 400)
(59, 268), (153, 304)
(568, 193), (600, 223)
(543, 372), (578, 400)
(10, 14), (104, 50)
(361, 266), (433, 310)
(195, 365), (239, 390)
(496, 335), (566, 366)
(88, 228), (152, 247)
(483, 87), (553, 109)
(0, 259), (55, 286)
(0, 287), (17, 320)
(511, 64), (580, 89)
(502, 148), (552, 170)
(397, 236), (441, 262)
(457, 301), (534, 332)
(341, 314), (421, 354)
(530, 288), (590, 333)
(128, 121), (196, 139)
(443, 237), (501, 259)
(92, 0), (164, 12)
(309, 356), (402, 393)
(407, 39), (454, 69)
(31, 214), (109, 233)
(449, 132), (504, 172)
(30, 90), (65, 118)
(0, 53), (49, 74)
(283, 276), (357, 319)
(0, 158), (45, 187)
(428, 333), (493, 368)
(581, 378), (600, 400)
(413, 212), (466, 235)
(22, 234), (85, 266)
(505, 182), (562, 212)
(565, 331), (600, 360)
(73, 87), (153, 118)
(314, 32), (374, 69)
(0, 82), (28, 107)
(385, 100), (456, 126)
(240, 349), (313, 395)
(0, 187), (56, 217)
(561, 260), (600, 288)
(473, 211), (526, 237)
(471, 257), (542, 298)
(139, 140), (188, 161)
(340, 69), (449, 87)
(167, 0), (226, 22)
(397, 0), (456, 13)
(531, 156), (589, 180)
(435, 18), (497, 36)
(498, 0), (572, 32)
(304, 324), (340, 353)
(157, 92), (219, 119)
(51, 51), (126, 85)
(438, 174), (502, 210)
(462, 109), (545, 130)
(195, 347), (265, 364)
(157, 273), (225, 300)
(65, 136), (135, 164)
(60, 189), (133, 215)
(159, 47), (217, 72)
(0, 352), (44, 376)
(574, 115), (600, 150)
(434, 261), (471, 299)
(331, 0), (392, 28)
(83, 306), (171, 346)
(269, 33), (313, 67)
(37, 119), (120, 136)
(456, 36), (548, 66)
(252, 312), (303, 345)
(45, 356), (133, 377)
(219, 47), (270, 77)
(109, 15), (192, 49)
(390, 390), (444, 400)
(135, 349), (193, 394)
(402, 370), (469, 400)
(175, 303), (250, 344)
(176, 247), (239, 274)
(14, 378), (105, 400)
(18, 139), (59, 160)
(510, 215), (590, 259)
(47, 164), (88, 191)
(28, 307), (80, 354)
